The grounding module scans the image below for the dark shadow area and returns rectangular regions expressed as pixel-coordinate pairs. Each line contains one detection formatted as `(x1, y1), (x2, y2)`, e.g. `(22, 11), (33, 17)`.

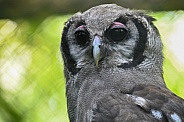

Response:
(1, 0), (184, 19)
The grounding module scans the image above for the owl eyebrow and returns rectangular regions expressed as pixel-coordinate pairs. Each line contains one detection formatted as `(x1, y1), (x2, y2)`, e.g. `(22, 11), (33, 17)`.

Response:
(114, 16), (128, 24)
(76, 20), (86, 28)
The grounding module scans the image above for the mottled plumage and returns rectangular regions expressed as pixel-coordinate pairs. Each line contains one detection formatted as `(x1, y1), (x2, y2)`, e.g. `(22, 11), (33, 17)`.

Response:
(60, 4), (184, 122)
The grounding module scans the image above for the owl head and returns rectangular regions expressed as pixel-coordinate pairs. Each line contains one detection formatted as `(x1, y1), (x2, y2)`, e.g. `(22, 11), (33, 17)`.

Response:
(61, 4), (163, 77)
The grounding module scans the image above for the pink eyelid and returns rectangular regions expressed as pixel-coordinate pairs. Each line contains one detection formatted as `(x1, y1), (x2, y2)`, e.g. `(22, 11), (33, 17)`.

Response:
(112, 22), (126, 27)
(76, 22), (126, 30)
(78, 25), (86, 29)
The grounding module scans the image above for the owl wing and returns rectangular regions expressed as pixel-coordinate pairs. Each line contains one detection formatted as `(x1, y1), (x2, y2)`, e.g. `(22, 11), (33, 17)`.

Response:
(91, 84), (184, 122)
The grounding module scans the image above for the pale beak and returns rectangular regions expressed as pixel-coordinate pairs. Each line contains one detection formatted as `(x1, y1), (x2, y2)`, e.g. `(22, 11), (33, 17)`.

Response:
(93, 36), (102, 66)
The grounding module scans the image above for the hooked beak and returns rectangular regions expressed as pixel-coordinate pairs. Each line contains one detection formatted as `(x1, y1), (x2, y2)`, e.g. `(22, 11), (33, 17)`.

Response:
(93, 36), (102, 66)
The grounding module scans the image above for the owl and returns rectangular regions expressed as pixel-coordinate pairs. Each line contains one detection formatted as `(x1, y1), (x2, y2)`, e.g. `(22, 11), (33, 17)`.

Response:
(60, 4), (184, 122)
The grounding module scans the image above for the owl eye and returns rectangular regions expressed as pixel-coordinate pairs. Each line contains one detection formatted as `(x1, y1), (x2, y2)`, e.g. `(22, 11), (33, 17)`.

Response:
(108, 22), (128, 42)
(75, 26), (89, 45)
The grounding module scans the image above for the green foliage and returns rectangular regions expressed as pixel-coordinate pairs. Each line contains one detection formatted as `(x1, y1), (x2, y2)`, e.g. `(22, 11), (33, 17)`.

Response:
(152, 11), (184, 98)
(0, 12), (184, 122)
(0, 16), (70, 122)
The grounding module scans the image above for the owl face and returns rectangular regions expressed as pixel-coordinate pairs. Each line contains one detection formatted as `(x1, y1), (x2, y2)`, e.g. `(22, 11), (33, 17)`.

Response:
(61, 4), (163, 75)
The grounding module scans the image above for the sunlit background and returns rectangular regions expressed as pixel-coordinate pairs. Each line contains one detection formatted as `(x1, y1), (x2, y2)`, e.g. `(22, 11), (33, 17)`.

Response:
(0, 1), (184, 122)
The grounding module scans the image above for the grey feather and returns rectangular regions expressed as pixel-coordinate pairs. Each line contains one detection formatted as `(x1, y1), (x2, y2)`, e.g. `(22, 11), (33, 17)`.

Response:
(61, 4), (184, 122)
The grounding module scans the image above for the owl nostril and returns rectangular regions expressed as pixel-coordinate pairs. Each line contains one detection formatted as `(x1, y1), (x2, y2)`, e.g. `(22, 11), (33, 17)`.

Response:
(93, 36), (102, 47)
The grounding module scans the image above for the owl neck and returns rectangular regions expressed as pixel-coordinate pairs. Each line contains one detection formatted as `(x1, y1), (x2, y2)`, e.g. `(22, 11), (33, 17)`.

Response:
(68, 65), (165, 103)
(69, 66), (165, 121)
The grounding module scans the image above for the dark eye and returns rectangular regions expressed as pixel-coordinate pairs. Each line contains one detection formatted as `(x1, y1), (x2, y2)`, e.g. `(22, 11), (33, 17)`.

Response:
(108, 22), (128, 42)
(109, 28), (127, 42)
(75, 30), (89, 45)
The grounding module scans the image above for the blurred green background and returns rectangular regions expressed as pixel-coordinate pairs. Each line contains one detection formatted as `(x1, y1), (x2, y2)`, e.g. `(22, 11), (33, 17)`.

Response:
(0, 1), (184, 122)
